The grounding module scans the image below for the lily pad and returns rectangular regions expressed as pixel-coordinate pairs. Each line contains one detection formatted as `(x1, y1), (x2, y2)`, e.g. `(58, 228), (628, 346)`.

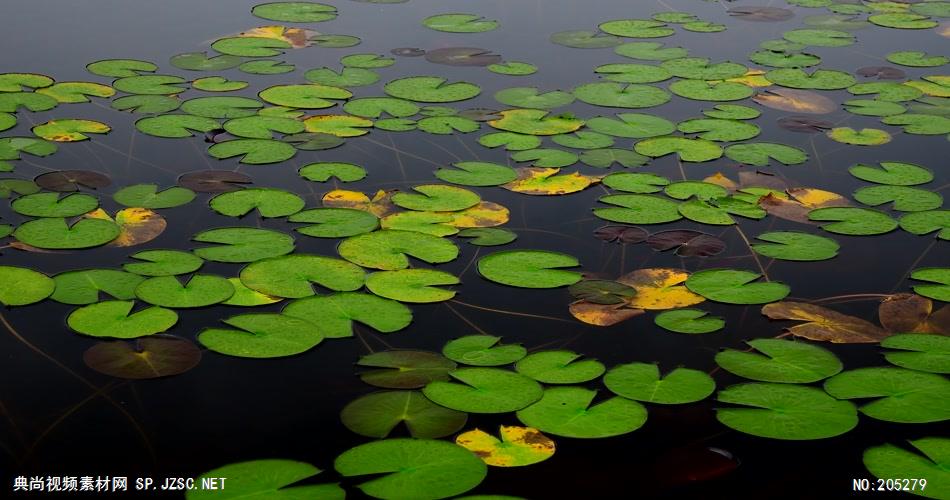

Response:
(14, 217), (119, 249)
(514, 350), (605, 384)
(911, 268), (950, 302)
(208, 139), (296, 164)
(83, 337), (201, 379)
(715, 339), (843, 383)
(239, 254), (365, 298)
(192, 227), (294, 263)
(50, 269), (145, 305)
(603, 362), (716, 403)
(423, 13), (498, 33)
(716, 383), (858, 440)
(487, 109), (583, 135)
(494, 88), (574, 109)
(384, 76), (481, 103)
(824, 367), (950, 423)
(654, 309), (724, 334)
(0, 266), (55, 306)
(863, 438), (950, 500)
(423, 367), (543, 413)
(365, 269), (459, 303)
(634, 136), (722, 162)
(808, 207), (898, 235)
(443, 336), (527, 367)
(113, 184), (195, 209)
(456, 426), (555, 467)
(251, 2), (337, 22)
(210, 188), (304, 218)
(32, 119), (109, 142)
(197, 313), (325, 358)
(67, 300), (178, 338)
(477, 250), (581, 288)
(124, 250), (204, 277)
(358, 350), (457, 389)
(573, 82), (671, 108)
(341, 390), (467, 439)
(289, 208), (378, 238)
(881, 334), (950, 374)
(516, 386), (647, 438)
(436, 162), (517, 187)
(282, 292), (411, 338)
(135, 275), (234, 308)
(338, 230), (458, 270)
(189, 459), (343, 500)
(751, 231), (839, 261)
(686, 268), (789, 305)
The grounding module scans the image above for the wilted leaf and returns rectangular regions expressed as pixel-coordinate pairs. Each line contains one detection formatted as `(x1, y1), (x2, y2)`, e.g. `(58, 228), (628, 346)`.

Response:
(761, 301), (889, 343)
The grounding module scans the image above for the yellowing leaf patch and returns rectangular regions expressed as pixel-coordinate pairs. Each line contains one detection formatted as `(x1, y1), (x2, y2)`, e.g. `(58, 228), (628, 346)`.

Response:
(455, 425), (555, 467)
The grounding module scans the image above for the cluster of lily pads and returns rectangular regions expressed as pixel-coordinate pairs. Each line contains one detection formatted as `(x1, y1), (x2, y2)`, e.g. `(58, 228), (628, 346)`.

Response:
(1, 0), (949, 497)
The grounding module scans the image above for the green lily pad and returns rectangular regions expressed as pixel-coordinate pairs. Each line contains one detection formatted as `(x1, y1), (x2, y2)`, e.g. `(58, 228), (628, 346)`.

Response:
(676, 118), (760, 142)
(289, 208), (379, 238)
(192, 227), (294, 263)
(358, 350), (457, 389)
(181, 96), (264, 118)
(197, 313), (325, 358)
(51, 269), (145, 305)
(869, 13), (938, 29)
(824, 367), (950, 423)
(494, 88), (574, 109)
(0, 93), (57, 113)
(604, 362), (715, 403)
(208, 139), (296, 164)
(615, 41), (687, 60)
(585, 113), (675, 138)
(282, 292), (411, 339)
(341, 54), (394, 68)
(664, 181), (729, 201)
(854, 185), (942, 212)
(573, 82), (671, 108)
(599, 19), (675, 38)
(477, 250), (581, 288)
(169, 52), (243, 71)
(863, 438), (950, 500)
(14, 217), (119, 249)
(783, 28), (855, 47)
(335, 439), (486, 500)
(669, 80), (754, 101)
(0, 137), (57, 162)
(223, 116), (305, 139)
(724, 142), (807, 166)
(826, 127), (892, 146)
(365, 269), (459, 303)
(384, 76), (481, 103)
(338, 230), (459, 270)
(850, 161), (933, 186)
(579, 148), (649, 168)
(436, 162), (517, 187)
(0, 73), (53, 92)
(212, 37), (291, 57)
(113, 184), (195, 209)
(135, 115), (221, 138)
(594, 194), (682, 224)
(661, 58), (747, 80)
(344, 97), (419, 118)
(258, 84), (350, 109)
(749, 50), (821, 69)
(716, 339), (843, 383)
(809, 207), (898, 235)
(881, 334), (950, 374)
(67, 300), (178, 338)
(843, 99), (907, 117)
(550, 30), (622, 49)
(487, 109), (583, 136)
(911, 268), (950, 302)
(135, 274), (234, 308)
(442, 336), (527, 367)
(417, 116), (479, 135)
(602, 172), (670, 193)
(510, 148), (577, 168)
(900, 211), (950, 240)
(686, 268), (789, 305)
(882, 114), (950, 135)
(210, 188), (304, 218)
(514, 350), (605, 384)
(123, 250), (204, 277)
(654, 309), (725, 334)
(188, 459), (343, 500)
(0, 266), (55, 306)
(240, 59), (295, 75)
(222, 278), (282, 307)
(716, 383), (858, 439)
(36, 82), (115, 103)
(634, 136), (723, 162)
(516, 386), (648, 438)
(488, 61), (537, 76)
(457, 228), (517, 246)
(12, 192), (98, 217)
(299, 162), (366, 182)
(239, 254), (364, 298)
(341, 390), (467, 439)
(766, 68), (856, 90)
(423, 13), (497, 33)
(192, 76), (248, 92)
(703, 104), (761, 120)
(423, 367), (542, 413)
(251, 2), (336, 22)
(887, 51), (949, 68)
(478, 132), (540, 151)
(305, 67), (379, 87)
(113, 75), (187, 95)
(751, 231), (840, 261)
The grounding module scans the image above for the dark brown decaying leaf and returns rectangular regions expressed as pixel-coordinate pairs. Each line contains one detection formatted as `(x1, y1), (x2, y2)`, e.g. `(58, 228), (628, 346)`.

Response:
(83, 337), (201, 379)
(856, 66), (906, 80)
(739, 170), (787, 191)
(594, 225), (649, 244)
(569, 300), (645, 326)
(761, 301), (890, 343)
(878, 293), (950, 334)
(777, 116), (833, 133)
(752, 88), (837, 114)
(425, 47), (502, 67)
(568, 279), (637, 305)
(35, 170), (111, 192)
(178, 170), (252, 193)
(459, 108), (502, 122)
(646, 230), (725, 257)
(727, 6), (795, 22)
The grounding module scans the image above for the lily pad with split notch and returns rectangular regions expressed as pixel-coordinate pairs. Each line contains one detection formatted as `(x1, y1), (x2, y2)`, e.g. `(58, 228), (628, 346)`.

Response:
(83, 337), (201, 379)
(569, 280), (636, 305)
(516, 386), (647, 438)
(282, 292), (411, 339)
(197, 313), (325, 358)
(824, 367), (950, 423)
(477, 250), (581, 289)
(442, 335), (527, 367)
(239, 254), (364, 298)
(515, 350), (606, 384)
(716, 383), (858, 440)
(425, 48), (501, 67)
(338, 229), (458, 270)
(604, 362), (716, 403)
(358, 350), (457, 389)
(715, 339), (843, 383)
(365, 269), (459, 303)
(178, 170), (251, 193)
(881, 334), (950, 374)
(67, 300), (178, 338)
(135, 275), (234, 308)
(188, 459), (343, 500)
(423, 367), (542, 413)
(0, 266), (55, 306)
(654, 309), (725, 334)
(686, 268), (789, 305)
(341, 390), (467, 439)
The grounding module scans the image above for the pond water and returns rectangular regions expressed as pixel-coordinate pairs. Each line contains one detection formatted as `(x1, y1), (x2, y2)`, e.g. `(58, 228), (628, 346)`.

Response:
(1, 0), (948, 498)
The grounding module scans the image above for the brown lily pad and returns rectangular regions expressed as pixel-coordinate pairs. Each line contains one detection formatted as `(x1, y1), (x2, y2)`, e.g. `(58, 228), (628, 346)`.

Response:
(83, 337), (201, 379)
(856, 66), (906, 80)
(761, 301), (889, 343)
(646, 230), (725, 257)
(752, 88), (836, 114)
(878, 294), (950, 334)
(727, 7), (795, 22)
(425, 47), (502, 67)
(777, 116), (833, 133)
(35, 170), (111, 192)
(178, 170), (252, 193)
(593, 225), (649, 244)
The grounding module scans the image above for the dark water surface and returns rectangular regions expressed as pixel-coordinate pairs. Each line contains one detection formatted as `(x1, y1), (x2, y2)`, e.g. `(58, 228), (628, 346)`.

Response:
(1, 0), (947, 498)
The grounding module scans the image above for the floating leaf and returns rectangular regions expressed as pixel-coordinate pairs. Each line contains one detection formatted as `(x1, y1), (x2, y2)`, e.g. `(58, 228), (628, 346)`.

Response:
(188, 459), (343, 500)
(338, 230), (457, 270)
(32, 119), (109, 142)
(568, 300), (645, 326)
(124, 250), (203, 277)
(443, 336), (526, 367)
(761, 301), (889, 343)
(83, 337), (200, 379)
(515, 350), (605, 384)
(457, 228), (516, 246)
(634, 136), (722, 162)
(198, 313), (324, 358)
(753, 88), (836, 114)
(516, 386), (647, 438)
(488, 61), (538, 76)
(751, 231), (839, 261)
(384, 76), (480, 103)
(366, 269), (459, 303)
(12, 192), (98, 218)
(686, 269), (789, 305)
(341, 390), (466, 439)
(283, 292), (411, 338)
(334, 439), (486, 500)
(135, 275), (234, 308)
(289, 208), (378, 238)
(358, 351), (457, 389)
(881, 334), (950, 374)
(724, 142), (806, 166)
(602, 172), (669, 194)
(210, 188), (304, 218)
(67, 301), (178, 338)
(193, 227), (294, 263)
(456, 426), (555, 467)
(824, 367), (950, 423)
(715, 339), (842, 383)
(646, 230), (726, 257)
(809, 207), (898, 235)
(911, 268), (950, 302)
(239, 254), (364, 298)
(0, 266), (54, 306)
(618, 268), (705, 310)
(436, 162), (517, 187)
(50, 269), (144, 305)
(728, 6), (794, 22)
(573, 82), (671, 108)
(113, 184), (195, 209)
(136, 115), (221, 138)
(550, 30), (622, 49)
(654, 309), (724, 334)
(477, 250), (580, 288)
(425, 48), (501, 67)
(487, 109), (583, 136)
(423, 367), (542, 413)
(29, 171), (99, 194)
(423, 13), (498, 33)
(604, 362), (715, 403)
(716, 383), (858, 440)
(599, 19), (674, 38)
(14, 217), (119, 249)
(863, 438), (950, 500)
(323, 189), (396, 217)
